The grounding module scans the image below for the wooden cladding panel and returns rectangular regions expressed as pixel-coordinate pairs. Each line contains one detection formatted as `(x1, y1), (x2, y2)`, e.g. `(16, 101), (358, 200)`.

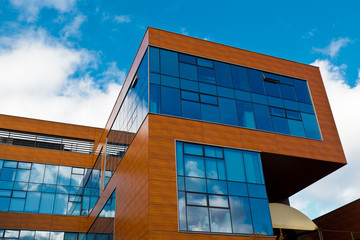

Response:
(0, 144), (94, 168)
(0, 212), (89, 232)
(0, 114), (103, 141)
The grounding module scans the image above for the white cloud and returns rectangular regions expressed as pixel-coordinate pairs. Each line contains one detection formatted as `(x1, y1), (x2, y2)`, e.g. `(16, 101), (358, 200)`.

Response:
(313, 37), (351, 58)
(60, 14), (87, 39)
(9, 0), (77, 22)
(0, 29), (123, 127)
(113, 15), (131, 23)
(290, 59), (360, 219)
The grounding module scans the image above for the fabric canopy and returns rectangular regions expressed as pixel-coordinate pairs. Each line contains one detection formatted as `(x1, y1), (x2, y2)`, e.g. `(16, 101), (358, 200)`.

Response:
(269, 203), (317, 231)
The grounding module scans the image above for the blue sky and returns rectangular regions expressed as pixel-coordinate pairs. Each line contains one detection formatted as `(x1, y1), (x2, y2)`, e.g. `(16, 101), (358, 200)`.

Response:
(0, 0), (360, 220)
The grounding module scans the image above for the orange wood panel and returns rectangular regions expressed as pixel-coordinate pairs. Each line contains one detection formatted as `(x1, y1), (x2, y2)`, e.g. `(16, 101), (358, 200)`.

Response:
(0, 212), (89, 232)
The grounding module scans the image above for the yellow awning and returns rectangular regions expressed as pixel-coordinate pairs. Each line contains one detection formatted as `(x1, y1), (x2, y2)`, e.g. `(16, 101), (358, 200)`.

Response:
(269, 203), (317, 231)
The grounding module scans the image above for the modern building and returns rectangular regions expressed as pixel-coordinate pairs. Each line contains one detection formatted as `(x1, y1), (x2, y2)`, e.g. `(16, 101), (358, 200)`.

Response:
(0, 28), (347, 240)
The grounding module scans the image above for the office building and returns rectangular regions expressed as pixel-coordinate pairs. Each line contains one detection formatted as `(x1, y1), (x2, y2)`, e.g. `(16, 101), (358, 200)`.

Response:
(0, 28), (347, 239)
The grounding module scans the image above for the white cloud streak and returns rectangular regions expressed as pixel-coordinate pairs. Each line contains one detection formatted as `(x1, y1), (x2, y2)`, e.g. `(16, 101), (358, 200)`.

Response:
(9, 0), (77, 22)
(60, 14), (87, 39)
(113, 15), (131, 23)
(290, 59), (360, 219)
(313, 37), (351, 58)
(0, 29), (122, 127)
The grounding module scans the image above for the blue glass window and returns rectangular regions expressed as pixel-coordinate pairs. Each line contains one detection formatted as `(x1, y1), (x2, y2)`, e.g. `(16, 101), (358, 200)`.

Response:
(181, 91), (199, 102)
(150, 73), (160, 84)
(270, 107), (285, 117)
(283, 99), (299, 111)
(293, 79), (312, 103)
(185, 177), (206, 193)
(24, 192), (41, 212)
(280, 84), (297, 101)
(9, 198), (25, 212)
(209, 208), (232, 233)
(161, 86), (181, 116)
(214, 62), (232, 88)
(178, 192), (186, 230)
(207, 179), (228, 195)
(217, 86), (234, 98)
(272, 116), (290, 134)
(236, 100), (256, 129)
(253, 104), (272, 131)
(180, 79), (198, 92)
(231, 65), (249, 91)
(39, 193), (55, 214)
(181, 100), (201, 120)
(248, 69), (265, 94)
(218, 97), (238, 125)
(200, 94), (217, 105)
(180, 63), (197, 81)
(286, 110), (301, 120)
(265, 81), (281, 97)
(149, 84), (161, 113)
(209, 195), (228, 207)
(187, 206), (210, 231)
(160, 49), (179, 77)
(299, 102), (315, 114)
(251, 93), (267, 105)
(234, 90), (251, 101)
(288, 119), (306, 137)
(199, 83), (217, 95)
(250, 198), (273, 235)
(184, 143), (203, 156)
(184, 155), (205, 178)
(248, 184), (267, 198)
(228, 182), (248, 196)
(224, 149), (245, 182)
(278, 76), (293, 85)
(197, 58), (213, 68)
(161, 75), (179, 88)
(243, 151), (264, 184)
(268, 96), (284, 108)
(179, 53), (196, 64)
(149, 47), (160, 73)
(201, 104), (220, 123)
(229, 196), (253, 234)
(301, 113), (321, 139)
(186, 193), (207, 206)
(198, 67), (215, 84)
(1, 168), (16, 181)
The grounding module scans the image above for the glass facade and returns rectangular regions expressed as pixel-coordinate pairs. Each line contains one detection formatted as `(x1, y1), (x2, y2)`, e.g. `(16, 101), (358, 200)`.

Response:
(0, 230), (85, 240)
(149, 47), (321, 140)
(176, 141), (273, 235)
(0, 159), (99, 216)
(104, 50), (149, 188)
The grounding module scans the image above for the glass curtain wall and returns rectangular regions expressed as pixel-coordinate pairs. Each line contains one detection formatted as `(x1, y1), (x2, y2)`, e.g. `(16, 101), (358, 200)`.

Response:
(149, 47), (321, 140)
(176, 141), (273, 236)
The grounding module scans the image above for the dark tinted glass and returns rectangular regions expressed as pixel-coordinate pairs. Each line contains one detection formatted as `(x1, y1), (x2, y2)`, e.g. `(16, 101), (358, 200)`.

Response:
(182, 101), (201, 120)
(283, 99), (299, 111)
(286, 110), (301, 120)
(217, 86), (234, 98)
(180, 79), (198, 92)
(198, 67), (216, 84)
(199, 83), (217, 95)
(214, 62), (232, 88)
(160, 49), (179, 77)
(218, 98), (238, 125)
(161, 86), (181, 116)
(234, 90), (251, 101)
(272, 116), (290, 134)
(179, 53), (196, 64)
(180, 63), (197, 81)
(231, 65), (249, 91)
(253, 104), (272, 131)
(161, 75), (179, 88)
(197, 58), (213, 68)
(267, 96), (284, 108)
(299, 102), (314, 114)
(201, 104), (220, 123)
(251, 93), (267, 105)
(149, 47), (160, 73)
(200, 94), (217, 105)
(181, 91), (199, 102)
(280, 84), (297, 100)
(247, 69), (265, 94)
(293, 79), (312, 103)
(270, 107), (285, 117)
(264, 81), (281, 97)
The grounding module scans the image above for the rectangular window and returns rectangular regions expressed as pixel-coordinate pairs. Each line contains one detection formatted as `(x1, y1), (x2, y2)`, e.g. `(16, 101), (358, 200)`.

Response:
(176, 141), (272, 236)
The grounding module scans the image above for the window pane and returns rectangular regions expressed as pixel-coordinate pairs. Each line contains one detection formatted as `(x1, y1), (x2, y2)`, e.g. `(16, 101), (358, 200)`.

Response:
(149, 73), (160, 84)
(264, 81), (281, 97)
(184, 155), (205, 178)
(39, 192), (55, 214)
(177, 176), (184, 191)
(184, 143), (203, 156)
(224, 149), (245, 182)
(283, 99), (299, 111)
(15, 169), (30, 182)
(247, 69), (265, 94)
(178, 191), (186, 231)
(251, 93), (267, 105)
(199, 82), (217, 95)
(248, 184), (267, 198)
(243, 151), (264, 184)
(299, 102), (315, 114)
(18, 162), (31, 169)
(180, 63), (197, 81)
(176, 141), (184, 176)
(185, 177), (206, 193)
(234, 90), (251, 101)
(0, 197), (10, 211)
(250, 198), (273, 235)
(301, 113), (321, 139)
(217, 160), (226, 180)
(70, 174), (83, 187)
(198, 66), (215, 84)
(204, 146), (223, 158)
(280, 84), (297, 100)
(4, 161), (17, 168)
(218, 97), (238, 125)
(270, 107), (285, 117)
(9, 198), (25, 212)
(229, 196), (253, 234)
(54, 193), (68, 214)
(197, 58), (213, 68)
(231, 65), (249, 91)
(200, 94), (217, 105)
(20, 230), (36, 239)
(210, 208), (232, 233)
(0, 168), (16, 181)
(209, 195), (228, 207)
(267, 96), (284, 108)
(180, 79), (198, 92)
(161, 86), (181, 116)
(57, 166), (71, 185)
(5, 230), (20, 238)
(181, 91), (199, 102)
(24, 192), (41, 213)
(186, 193), (207, 206)
(149, 47), (160, 73)
(187, 206), (210, 232)
(278, 76), (293, 85)
(149, 84), (161, 113)
(201, 104), (220, 123)
(214, 62), (232, 88)
(236, 100), (256, 129)
(182, 101), (201, 119)
(179, 53), (196, 64)
(205, 158), (218, 179)
(43, 165), (58, 184)
(253, 104), (272, 131)
(286, 110), (301, 120)
(272, 116), (290, 134)
(293, 79), (312, 103)
(228, 182), (248, 197)
(161, 75), (180, 88)
(207, 179), (227, 195)
(288, 119), (306, 137)
(217, 86), (234, 98)
(160, 49), (179, 77)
